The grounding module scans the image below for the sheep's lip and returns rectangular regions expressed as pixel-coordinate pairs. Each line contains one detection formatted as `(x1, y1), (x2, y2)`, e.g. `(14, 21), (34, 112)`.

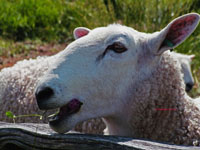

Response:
(49, 99), (83, 124)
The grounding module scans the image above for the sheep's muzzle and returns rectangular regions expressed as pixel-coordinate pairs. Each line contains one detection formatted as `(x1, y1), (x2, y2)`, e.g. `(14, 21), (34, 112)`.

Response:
(49, 99), (83, 124)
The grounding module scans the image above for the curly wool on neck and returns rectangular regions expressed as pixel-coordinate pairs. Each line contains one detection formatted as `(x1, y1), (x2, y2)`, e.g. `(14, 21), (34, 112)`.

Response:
(121, 51), (200, 145)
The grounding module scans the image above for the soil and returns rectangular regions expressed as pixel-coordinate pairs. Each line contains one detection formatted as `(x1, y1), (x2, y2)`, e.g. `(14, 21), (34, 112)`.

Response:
(0, 42), (68, 70)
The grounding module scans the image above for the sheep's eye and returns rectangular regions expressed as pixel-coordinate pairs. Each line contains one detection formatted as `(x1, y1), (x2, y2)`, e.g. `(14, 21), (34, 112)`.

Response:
(106, 42), (127, 53)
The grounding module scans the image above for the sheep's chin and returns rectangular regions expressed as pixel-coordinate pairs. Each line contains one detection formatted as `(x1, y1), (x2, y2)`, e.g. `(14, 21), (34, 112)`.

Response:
(48, 99), (83, 132)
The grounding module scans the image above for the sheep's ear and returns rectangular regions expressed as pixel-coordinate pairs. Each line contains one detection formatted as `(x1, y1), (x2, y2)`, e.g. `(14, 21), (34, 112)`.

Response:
(150, 13), (200, 55)
(73, 27), (91, 40)
(189, 54), (195, 60)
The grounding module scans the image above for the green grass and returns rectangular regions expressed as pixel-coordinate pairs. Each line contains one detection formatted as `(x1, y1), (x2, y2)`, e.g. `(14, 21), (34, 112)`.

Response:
(0, 0), (199, 41)
(0, 0), (63, 41)
(0, 0), (200, 96)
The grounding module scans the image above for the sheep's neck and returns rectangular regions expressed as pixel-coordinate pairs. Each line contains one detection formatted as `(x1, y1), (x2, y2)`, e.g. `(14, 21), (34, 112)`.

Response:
(104, 53), (200, 145)
(103, 114), (135, 136)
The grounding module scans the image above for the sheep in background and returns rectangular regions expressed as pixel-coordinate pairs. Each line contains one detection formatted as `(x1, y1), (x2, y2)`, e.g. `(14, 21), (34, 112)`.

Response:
(35, 13), (200, 145)
(0, 13), (198, 141)
(172, 52), (195, 92)
(0, 56), (56, 123)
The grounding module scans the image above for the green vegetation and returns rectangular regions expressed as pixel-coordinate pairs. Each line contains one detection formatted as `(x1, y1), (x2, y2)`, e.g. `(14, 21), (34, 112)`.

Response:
(0, 0), (200, 96)
(6, 111), (43, 123)
(0, 0), (199, 41)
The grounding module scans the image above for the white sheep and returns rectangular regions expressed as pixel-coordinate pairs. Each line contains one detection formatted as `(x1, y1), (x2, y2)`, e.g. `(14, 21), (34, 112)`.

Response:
(0, 39), (194, 124)
(0, 56), (51, 122)
(0, 13), (199, 143)
(172, 51), (195, 92)
(35, 13), (200, 145)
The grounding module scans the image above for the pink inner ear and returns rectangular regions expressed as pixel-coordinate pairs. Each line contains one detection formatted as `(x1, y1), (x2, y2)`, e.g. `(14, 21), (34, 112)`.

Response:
(75, 29), (89, 38)
(190, 54), (195, 60)
(166, 15), (198, 45)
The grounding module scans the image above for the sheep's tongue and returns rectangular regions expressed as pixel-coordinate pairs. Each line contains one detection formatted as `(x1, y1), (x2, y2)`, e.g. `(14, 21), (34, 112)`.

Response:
(49, 99), (83, 122)
(60, 99), (83, 116)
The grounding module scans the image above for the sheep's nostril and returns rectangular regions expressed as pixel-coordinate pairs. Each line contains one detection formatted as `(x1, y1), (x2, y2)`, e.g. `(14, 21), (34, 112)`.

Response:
(35, 86), (54, 103)
(186, 83), (194, 92)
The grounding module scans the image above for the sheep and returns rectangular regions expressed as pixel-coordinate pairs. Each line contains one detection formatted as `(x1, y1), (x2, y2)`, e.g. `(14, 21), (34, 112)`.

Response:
(0, 56), (54, 123)
(0, 42), (194, 125)
(0, 52), (193, 134)
(35, 13), (200, 145)
(0, 51), (195, 132)
(0, 13), (198, 139)
(172, 52), (195, 92)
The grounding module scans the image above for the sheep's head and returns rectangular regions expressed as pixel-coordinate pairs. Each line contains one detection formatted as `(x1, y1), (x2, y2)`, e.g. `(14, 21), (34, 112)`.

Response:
(182, 54), (195, 92)
(35, 13), (200, 134)
(172, 52), (195, 92)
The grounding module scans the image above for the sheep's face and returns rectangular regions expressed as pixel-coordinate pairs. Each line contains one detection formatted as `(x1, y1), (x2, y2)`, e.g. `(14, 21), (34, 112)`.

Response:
(35, 13), (200, 134)
(36, 25), (143, 133)
(180, 55), (195, 92)
(173, 52), (195, 92)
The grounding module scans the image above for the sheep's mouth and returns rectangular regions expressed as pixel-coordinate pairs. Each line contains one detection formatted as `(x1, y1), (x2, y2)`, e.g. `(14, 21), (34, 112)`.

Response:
(48, 99), (83, 124)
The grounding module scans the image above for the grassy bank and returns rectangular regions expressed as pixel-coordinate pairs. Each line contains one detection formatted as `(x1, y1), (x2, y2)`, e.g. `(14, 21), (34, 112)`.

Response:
(0, 0), (199, 41)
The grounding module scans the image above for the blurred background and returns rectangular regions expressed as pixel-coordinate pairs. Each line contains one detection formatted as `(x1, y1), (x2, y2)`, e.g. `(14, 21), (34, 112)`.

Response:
(0, 0), (199, 97)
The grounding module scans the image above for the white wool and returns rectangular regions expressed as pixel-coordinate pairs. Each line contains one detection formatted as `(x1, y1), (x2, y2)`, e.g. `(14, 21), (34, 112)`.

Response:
(0, 56), (56, 122)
